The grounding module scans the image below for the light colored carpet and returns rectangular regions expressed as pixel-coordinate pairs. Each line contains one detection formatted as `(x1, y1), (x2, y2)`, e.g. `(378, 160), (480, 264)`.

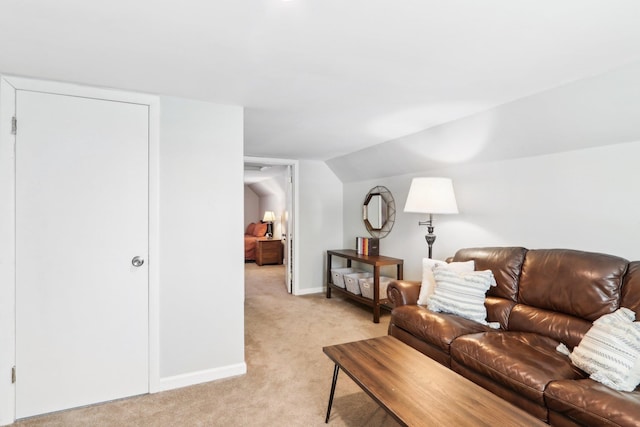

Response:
(15, 263), (400, 426)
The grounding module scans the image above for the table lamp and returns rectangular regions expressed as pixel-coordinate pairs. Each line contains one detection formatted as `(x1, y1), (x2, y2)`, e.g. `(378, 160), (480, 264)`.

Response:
(262, 211), (276, 238)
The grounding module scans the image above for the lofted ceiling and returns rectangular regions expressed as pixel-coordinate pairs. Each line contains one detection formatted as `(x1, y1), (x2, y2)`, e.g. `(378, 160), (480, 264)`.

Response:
(2, 1), (640, 162)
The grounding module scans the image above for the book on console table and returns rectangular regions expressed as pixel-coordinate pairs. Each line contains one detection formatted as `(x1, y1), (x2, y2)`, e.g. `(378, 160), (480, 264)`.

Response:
(356, 237), (379, 256)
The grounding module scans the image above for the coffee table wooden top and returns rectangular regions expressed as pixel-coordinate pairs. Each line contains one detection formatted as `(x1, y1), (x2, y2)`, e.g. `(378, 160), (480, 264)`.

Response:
(323, 335), (546, 426)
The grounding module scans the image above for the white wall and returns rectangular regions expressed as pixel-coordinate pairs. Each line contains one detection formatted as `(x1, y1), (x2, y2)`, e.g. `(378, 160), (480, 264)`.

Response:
(244, 185), (260, 229)
(257, 175), (286, 239)
(159, 96), (245, 385)
(297, 160), (344, 294)
(344, 141), (640, 281)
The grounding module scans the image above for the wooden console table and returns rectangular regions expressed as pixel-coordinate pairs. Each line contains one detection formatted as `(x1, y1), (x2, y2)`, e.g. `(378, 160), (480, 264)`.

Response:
(326, 249), (403, 323)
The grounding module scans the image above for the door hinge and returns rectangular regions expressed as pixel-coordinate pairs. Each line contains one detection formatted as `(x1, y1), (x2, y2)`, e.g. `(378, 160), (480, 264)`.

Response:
(11, 366), (16, 384)
(11, 116), (17, 135)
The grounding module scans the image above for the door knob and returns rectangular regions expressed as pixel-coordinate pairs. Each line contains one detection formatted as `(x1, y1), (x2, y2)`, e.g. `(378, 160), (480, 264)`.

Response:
(131, 256), (145, 267)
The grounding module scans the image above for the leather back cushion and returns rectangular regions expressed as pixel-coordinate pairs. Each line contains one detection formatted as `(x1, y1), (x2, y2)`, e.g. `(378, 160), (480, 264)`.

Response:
(508, 304), (592, 349)
(518, 249), (628, 321)
(453, 247), (527, 302)
(621, 261), (640, 315)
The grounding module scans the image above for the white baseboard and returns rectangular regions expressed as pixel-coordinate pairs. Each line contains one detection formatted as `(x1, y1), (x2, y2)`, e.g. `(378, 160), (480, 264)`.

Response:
(294, 286), (324, 296)
(155, 362), (247, 393)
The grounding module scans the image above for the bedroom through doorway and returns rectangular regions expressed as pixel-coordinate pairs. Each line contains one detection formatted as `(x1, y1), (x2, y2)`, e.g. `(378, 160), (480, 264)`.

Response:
(243, 157), (298, 294)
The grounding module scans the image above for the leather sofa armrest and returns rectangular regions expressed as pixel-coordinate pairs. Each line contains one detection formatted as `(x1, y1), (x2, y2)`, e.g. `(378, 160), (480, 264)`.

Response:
(387, 280), (421, 307)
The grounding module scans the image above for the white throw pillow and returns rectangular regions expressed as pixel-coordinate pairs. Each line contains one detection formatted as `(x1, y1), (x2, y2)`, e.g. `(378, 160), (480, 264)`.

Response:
(570, 307), (640, 392)
(417, 259), (474, 305)
(426, 268), (496, 324)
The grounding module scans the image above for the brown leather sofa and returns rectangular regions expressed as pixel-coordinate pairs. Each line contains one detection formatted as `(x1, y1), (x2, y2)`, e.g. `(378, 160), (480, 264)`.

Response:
(387, 247), (640, 426)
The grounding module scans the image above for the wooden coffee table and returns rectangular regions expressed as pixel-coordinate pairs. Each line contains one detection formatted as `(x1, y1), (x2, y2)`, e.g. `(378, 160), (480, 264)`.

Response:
(323, 335), (546, 426)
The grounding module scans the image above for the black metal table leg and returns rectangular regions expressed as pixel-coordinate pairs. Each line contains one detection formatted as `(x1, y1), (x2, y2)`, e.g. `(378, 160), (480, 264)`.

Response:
(325, 364), (340, 423)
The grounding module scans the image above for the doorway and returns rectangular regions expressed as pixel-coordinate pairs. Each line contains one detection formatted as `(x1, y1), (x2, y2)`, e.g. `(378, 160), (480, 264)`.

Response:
(243, 157), (299, 294)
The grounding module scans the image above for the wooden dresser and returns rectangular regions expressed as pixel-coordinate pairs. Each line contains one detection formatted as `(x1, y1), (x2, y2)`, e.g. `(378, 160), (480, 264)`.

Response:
(256, 238), (283, 266)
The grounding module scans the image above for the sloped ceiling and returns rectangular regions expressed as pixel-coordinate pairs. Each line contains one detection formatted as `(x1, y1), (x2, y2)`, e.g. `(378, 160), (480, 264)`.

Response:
(244, 165), (287, 196)
(2, 1), (640, 163)
(328, 61), (640, 182)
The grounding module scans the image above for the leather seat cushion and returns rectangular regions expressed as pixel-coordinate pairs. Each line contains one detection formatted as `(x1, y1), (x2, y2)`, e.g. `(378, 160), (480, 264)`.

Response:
(546, 379), (640, 427)
(391, 305), (491, 353)
(451, 332), (586, 405)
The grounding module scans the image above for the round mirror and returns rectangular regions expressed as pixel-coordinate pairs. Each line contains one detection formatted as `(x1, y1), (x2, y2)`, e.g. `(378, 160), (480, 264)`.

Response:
(363, 186), (395, 238)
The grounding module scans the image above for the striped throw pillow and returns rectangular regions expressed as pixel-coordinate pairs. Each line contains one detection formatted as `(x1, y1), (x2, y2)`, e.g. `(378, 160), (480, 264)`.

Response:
(417, 259), (475, 305)
(427, 268), (496, 324)
(570, 307), (640, 391)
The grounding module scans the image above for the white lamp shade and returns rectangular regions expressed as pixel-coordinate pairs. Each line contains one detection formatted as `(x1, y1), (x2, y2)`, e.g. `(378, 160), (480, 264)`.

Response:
(262, 211), (276, 222)
(404, 177), (459, 214)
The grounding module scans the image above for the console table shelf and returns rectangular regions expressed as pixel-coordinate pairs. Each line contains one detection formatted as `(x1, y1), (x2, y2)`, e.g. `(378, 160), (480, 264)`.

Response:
(326, 249), (403, 323)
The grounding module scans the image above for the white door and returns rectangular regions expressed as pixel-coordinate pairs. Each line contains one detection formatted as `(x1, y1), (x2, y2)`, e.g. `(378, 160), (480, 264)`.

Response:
(284, 165), (294, 293)
(15, 90), (149, 418)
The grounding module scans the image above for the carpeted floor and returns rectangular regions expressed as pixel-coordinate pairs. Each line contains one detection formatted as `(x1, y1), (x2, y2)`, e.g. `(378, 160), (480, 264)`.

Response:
(15, 263), (400, 426)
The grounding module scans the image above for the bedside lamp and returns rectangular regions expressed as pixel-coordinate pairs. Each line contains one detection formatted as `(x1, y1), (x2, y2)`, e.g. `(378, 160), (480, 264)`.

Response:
(404, 177), (458, 258)
(262, 211), (276, 239)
